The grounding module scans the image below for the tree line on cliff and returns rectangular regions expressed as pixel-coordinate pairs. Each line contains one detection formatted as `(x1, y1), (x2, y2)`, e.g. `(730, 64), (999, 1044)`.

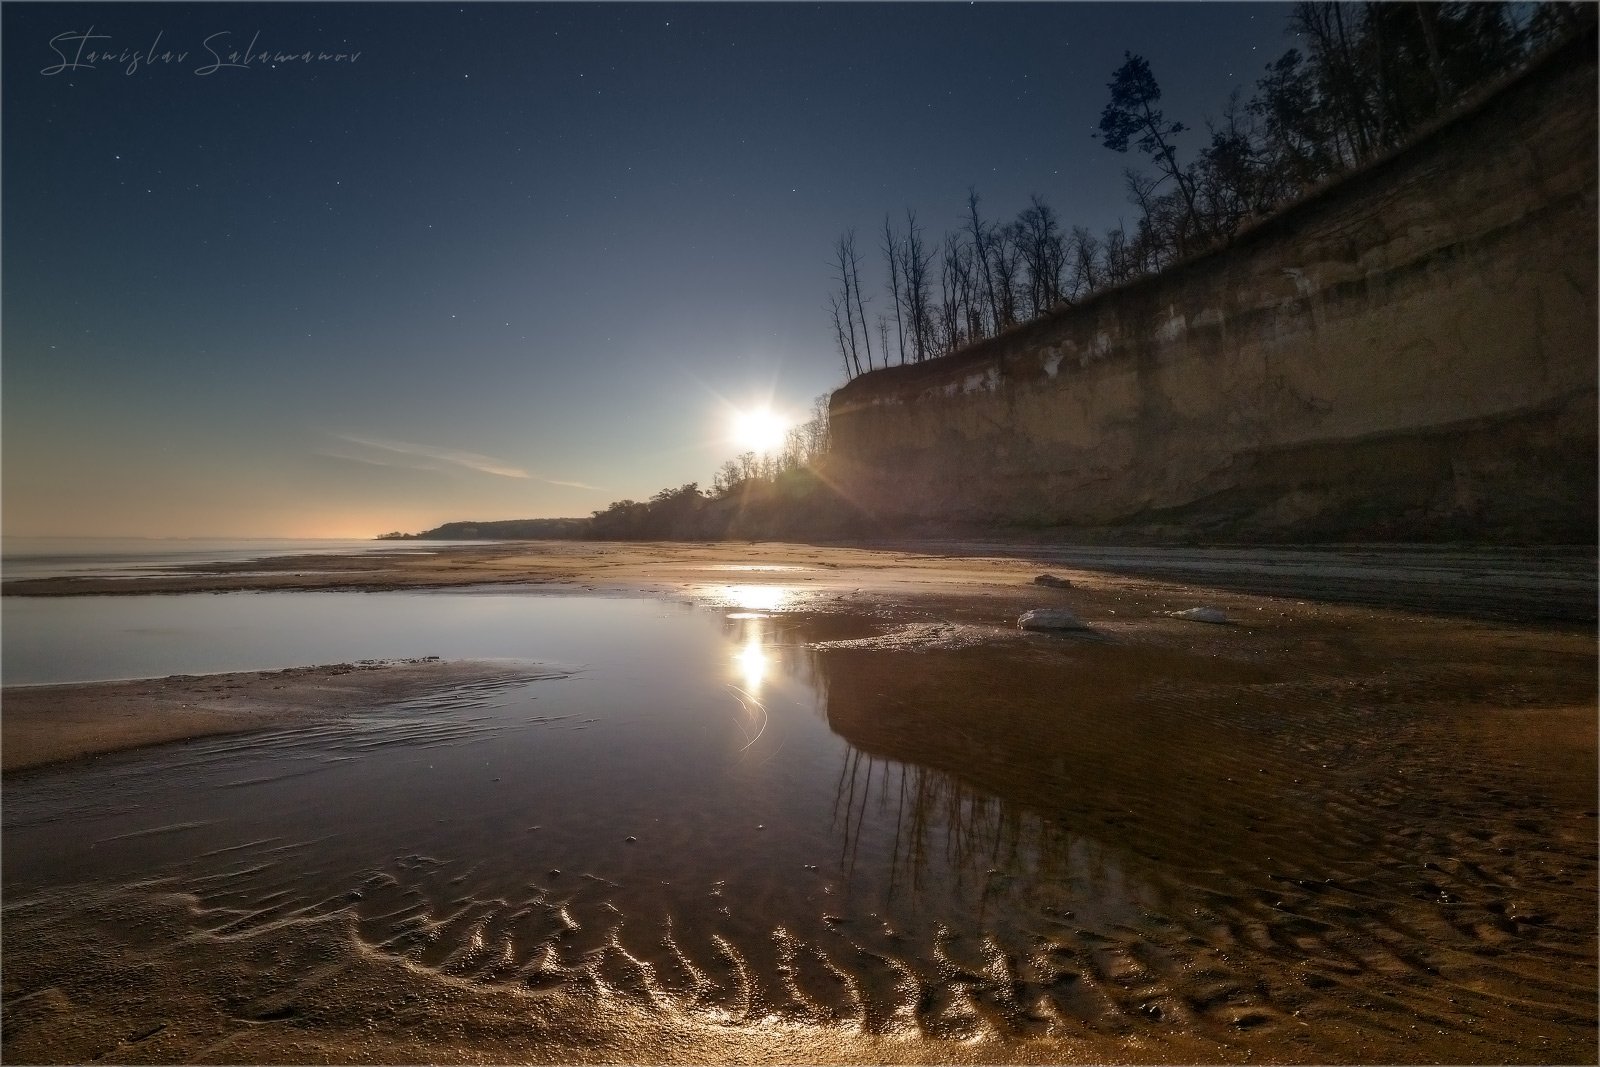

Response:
(388, 399), (845, 543)
(828, 0), (1593, 378)
(585, 396), (848, 540)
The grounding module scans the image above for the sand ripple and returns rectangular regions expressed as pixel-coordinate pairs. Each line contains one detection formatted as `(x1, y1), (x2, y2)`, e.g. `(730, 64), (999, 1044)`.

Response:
(23, 748), (1581, 1063)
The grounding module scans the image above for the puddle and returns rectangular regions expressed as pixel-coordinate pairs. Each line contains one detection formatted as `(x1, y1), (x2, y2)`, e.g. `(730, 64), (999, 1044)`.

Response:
(2, 591), (1595, 1060)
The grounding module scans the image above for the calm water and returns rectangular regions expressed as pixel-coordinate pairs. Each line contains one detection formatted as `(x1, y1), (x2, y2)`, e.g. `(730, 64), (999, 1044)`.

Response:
(8, 591), (1105, 1039)
(0, 537), (480, 581)
(4, 589), (644, 685)
(3, 588), (1594, 1059)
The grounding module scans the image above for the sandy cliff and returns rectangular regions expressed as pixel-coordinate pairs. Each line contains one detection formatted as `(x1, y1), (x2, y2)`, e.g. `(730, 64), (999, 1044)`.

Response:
(829, 33), (1598, 543)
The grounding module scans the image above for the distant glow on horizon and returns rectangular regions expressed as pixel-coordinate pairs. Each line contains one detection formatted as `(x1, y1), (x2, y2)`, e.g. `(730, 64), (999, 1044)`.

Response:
(729, 407), (789, 454)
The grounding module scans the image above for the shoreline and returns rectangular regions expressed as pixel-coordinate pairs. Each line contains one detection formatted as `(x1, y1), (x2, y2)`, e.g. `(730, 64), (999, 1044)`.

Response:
(3, 538), (1595, 624)
(5, 540), (1594, 778)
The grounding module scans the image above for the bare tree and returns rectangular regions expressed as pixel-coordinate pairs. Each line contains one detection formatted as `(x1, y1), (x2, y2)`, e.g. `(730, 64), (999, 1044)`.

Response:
(1067, 226), (1102, 299)
(827, 293), (855, 379)
(957, 234), (983, 344)
(832, 233), (865, 377)
(1103, 223), (1134, 285)
(1122, 168), (1182, 271)
(989, 221), (1022, 330)
(1017, 195), (1066, 317)
(1291, 2), (1378, 166)
(965, 188), (1001, 336)
(737, 451), (761, 482)
(881, 214), (907, 366)
(713, 458), (743, 496)
(844, 230), (874, 371)
(938, 233), (967, 353)
(901, 209), (935, 362)
(801, 393), (830, 459)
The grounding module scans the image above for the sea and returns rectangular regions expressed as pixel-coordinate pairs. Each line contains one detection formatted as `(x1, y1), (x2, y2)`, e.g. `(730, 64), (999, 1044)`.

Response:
(0, 536), (478, 581)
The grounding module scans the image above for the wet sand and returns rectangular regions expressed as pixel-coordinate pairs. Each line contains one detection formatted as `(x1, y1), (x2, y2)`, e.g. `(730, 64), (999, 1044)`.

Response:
(3, 659), (561, 772)
(3, 540), (1596, 1064)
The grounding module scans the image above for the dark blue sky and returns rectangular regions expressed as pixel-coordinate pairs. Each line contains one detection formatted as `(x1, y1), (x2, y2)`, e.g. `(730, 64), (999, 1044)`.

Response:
(4, 2), (1296, 536)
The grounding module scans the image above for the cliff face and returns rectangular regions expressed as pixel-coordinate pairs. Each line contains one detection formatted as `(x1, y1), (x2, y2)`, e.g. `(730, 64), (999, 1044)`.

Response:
(828, 36), (1598, 543)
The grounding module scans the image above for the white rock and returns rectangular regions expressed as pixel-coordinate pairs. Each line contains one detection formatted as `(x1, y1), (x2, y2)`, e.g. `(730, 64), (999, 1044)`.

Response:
(1167, 606), (1229, 624)
(1018, 608), (1092, 632)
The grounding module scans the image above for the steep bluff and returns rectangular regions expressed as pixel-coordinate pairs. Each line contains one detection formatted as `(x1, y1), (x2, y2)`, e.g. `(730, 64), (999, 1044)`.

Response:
(828, 34), (1598, 543)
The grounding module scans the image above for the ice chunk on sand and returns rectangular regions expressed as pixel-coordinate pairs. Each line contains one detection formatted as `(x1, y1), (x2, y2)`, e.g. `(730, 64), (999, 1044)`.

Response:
(1167, 606), (1229, 624)
(1018, 608), (1092, 632)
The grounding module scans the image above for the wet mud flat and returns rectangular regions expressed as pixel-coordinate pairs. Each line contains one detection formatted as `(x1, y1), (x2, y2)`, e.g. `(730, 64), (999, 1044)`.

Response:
(2, 575), (1595, 1063)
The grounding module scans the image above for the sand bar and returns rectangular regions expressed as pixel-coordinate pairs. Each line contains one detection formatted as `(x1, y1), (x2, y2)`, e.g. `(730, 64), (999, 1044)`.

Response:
(3, 659), (555, 772)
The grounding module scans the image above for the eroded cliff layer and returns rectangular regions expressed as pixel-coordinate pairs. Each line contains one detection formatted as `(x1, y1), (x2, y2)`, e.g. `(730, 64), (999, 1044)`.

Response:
(829, 34), (1598, 543)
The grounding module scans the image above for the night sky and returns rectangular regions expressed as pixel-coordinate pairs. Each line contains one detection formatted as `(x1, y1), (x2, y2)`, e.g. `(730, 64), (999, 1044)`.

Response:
(4, 2), (1295, 538)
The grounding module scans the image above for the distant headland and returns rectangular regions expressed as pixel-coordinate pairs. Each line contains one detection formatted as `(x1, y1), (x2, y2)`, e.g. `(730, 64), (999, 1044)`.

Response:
(377, 518), (588, 541)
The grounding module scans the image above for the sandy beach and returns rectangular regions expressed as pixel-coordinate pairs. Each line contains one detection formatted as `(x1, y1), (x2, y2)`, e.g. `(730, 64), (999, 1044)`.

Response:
(9, 2), (1595, 1062)
(3, 539), (1595, 1064)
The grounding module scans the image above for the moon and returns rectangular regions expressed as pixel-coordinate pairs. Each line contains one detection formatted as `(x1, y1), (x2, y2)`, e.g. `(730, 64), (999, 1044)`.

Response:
(730, 407), (788, 453)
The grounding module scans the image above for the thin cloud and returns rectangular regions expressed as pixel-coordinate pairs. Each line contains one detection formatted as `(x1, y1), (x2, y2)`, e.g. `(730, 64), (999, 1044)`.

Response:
(338, 434), (530, 480)
(314, 449), (438, 472)
(544, 478), (602, 492)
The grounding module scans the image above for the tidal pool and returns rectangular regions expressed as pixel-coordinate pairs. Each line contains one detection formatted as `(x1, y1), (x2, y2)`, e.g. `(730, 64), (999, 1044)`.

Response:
(2, 589), (1595, 1062)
